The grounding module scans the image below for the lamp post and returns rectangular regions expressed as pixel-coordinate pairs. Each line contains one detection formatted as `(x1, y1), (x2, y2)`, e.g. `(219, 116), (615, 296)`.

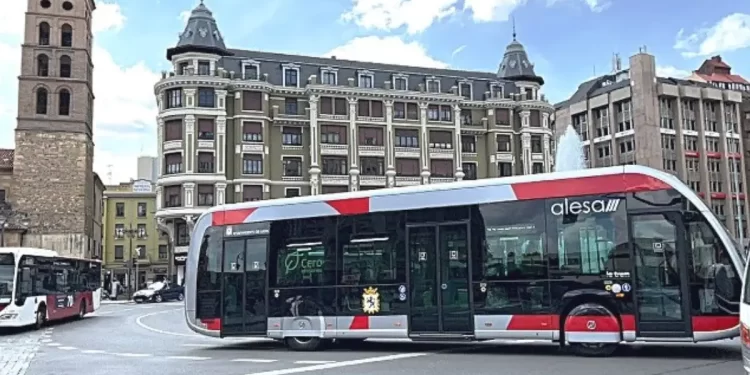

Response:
(118, 224), (147, 299)
(0, 204), (30, 247)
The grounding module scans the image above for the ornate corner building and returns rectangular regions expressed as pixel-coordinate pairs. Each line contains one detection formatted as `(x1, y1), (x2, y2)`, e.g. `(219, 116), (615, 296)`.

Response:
(153, 3), (555, 278)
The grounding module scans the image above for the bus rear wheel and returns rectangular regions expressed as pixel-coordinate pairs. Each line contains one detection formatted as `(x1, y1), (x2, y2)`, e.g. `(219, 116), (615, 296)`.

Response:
(78, 300), (87, 319)
(568, 342), (618, 357)
(35, 308), (46, 330)
(285, 337), (323, 351)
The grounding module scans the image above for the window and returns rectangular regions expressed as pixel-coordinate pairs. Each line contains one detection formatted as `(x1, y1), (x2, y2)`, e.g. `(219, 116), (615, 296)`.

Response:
(114, 245), (124, 260)
(197, 61), (210, 76)
(242, 154), (263, 174)
(164, 186), (181, 207)
(197, 119), (214, 140)
(427, 79), (440, 93)
(359, 73), (374, 88)
(395, 129), (418, 147)
(59, 55), (71, 78)
(320, 97), (348, 115)
(285, 188), (301, 198)
(284, 98), (298, 115)
(320, 125), (346, 144)
(115, 202), (125, 217)
(532, 163), (544, 174)
(429, 130), (452, 149)
(164, 120), (182, 141)
(490, 84), (503, 98)
(495, 108), (511, 125)
(322, 156), (347, 175)
(197, 88), (215, 108)
(475, 200), (547, 281)
(546, 194), (628, 276)
(37, 54), (49, 76)
(393, 76), (407, 90)
(396, 158), (419, 176)
(339, 213), (404, 286)
(531, 135), (542, 153)
(430, 159), (453, 177)
(38, 22), (50, 45)
(136, 224), (147, 239)
(282, 127), (302, 145)
(243, 64), (258, 80)
(114, 224), (124, 238)
(359, 127), (383, 146)
(176, 220), (189, 246)
(35, 88), (48, 115)
(357, 100), (384, 118)
(497, 134), (511, 152)
(242, 91), (262, 111)
(197, 185), (214, 206)
(283, 157), (302, 176)
(242, 122), (262, 142)
(195, 227), (222, 319)
(427, 105), (439, 121)
(462, 163), (477, 180)
(164, 153), (182, 174)
(459, 82), (472, 99)
(60, 24), (72, 47)
(498, 162), (512, 177)
(361, 157), (384, 176)
(242, 185), (262, 201)
(284, 67), (299, 87)
(165, 89), (182, 109)
(321, 70), (336, 85)
(460, 109), (472, 125)
(393, 102), (405, 119)
(158, 245), (168, 260)
(137, 202), (146, 217)
(0, 189), (5, 203)
(461, 135), (475, 153)
(269, 217), (336, 287)
(58, 89), (71, 116)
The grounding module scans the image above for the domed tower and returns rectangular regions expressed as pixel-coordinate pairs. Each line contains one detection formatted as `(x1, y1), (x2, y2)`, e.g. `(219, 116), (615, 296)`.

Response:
(154, 1), (233, 285)
(497, 33), (544, 98)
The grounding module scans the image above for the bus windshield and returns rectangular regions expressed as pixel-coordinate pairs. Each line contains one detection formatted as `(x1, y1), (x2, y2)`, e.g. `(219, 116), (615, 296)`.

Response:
(0, 253), (15, 300)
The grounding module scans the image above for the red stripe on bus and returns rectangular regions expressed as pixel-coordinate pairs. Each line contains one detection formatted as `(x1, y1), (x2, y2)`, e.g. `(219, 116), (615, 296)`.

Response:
(620, 315), (636, 331)
(565, 315), (620, 332)
(693, 316), (738, 332)
(511, 174), (670, 200)
(349, 315), (369, 330)
(213, 208), (257, 226)
(506, 315), (559, 330)
(200, 318), (221, 331)
(326, 197), (370, 215)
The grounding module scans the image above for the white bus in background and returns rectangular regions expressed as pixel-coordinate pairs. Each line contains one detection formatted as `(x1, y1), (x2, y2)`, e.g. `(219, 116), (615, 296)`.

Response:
(0, 247), (102, 329)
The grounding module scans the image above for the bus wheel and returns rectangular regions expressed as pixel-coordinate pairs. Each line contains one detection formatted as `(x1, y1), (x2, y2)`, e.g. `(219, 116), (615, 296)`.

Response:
(35, 307), (46, 330)
(285, 337), (322, 351)
(568, 342), (618, 357)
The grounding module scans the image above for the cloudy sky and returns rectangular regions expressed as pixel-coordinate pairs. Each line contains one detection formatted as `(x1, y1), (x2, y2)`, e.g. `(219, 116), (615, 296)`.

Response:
(0, 0), (747, 184)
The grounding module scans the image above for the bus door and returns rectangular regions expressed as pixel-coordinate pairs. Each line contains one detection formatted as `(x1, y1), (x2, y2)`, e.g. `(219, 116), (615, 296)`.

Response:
(407, 223), (473, 336)
(629, 212), (692, 338)
(221, 232), (269, 336)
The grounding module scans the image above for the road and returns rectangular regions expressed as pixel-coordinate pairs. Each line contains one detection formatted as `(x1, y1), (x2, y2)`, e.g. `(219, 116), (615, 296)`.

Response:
(0, 302), (744, 375)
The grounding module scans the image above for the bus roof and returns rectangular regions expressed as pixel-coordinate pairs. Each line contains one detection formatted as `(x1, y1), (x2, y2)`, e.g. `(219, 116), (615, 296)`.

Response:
(0, 247), (101, 263)
(208, 165), (696, 227)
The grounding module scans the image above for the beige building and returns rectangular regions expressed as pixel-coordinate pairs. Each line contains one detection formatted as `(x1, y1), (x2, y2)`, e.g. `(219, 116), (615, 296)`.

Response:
(3, 0), (100, 258)
(554, 51), (749, 239)
(152, 2), (555, 277)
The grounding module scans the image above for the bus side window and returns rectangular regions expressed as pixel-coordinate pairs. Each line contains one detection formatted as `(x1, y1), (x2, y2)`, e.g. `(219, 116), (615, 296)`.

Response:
(16, 267), (33, 302)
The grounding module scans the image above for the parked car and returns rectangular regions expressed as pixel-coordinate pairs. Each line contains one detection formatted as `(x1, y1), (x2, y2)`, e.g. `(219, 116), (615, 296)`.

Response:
(132, 281), (184, 303)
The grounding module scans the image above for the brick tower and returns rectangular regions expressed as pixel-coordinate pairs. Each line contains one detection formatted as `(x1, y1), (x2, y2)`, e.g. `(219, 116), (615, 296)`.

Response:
(12, 0), (96, 257)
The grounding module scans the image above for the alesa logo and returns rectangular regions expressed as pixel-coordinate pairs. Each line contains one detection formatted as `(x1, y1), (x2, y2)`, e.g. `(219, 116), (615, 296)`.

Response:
(550, 198), (621, 216)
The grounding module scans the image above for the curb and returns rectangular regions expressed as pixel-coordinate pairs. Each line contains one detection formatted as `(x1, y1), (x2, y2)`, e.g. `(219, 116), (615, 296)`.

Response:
(101, 300), (135, 305)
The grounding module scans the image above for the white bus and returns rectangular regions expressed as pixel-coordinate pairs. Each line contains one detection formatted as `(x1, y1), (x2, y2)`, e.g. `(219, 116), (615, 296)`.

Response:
(0, 247), (102, 329)
(184, 165), (744, 356)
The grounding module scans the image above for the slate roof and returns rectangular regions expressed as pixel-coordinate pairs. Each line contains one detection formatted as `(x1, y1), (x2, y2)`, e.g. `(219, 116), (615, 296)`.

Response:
(497, 39), (544, 85)
(166, 1), (232, 60)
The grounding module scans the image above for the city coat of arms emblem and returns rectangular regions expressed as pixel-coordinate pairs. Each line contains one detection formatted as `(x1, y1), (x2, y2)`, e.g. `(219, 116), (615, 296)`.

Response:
(361, 287), (380, 314)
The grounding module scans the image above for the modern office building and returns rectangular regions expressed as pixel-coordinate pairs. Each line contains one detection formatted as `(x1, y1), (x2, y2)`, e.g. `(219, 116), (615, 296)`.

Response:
(152, 2), (556, 260)
(554, 51), (749, 239)
(137, 156), (159, 182)
(102, 179), (170, 289)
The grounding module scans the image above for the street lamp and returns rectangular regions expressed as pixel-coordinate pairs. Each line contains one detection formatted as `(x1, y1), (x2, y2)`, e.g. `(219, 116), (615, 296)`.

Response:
(0, 204), (30, 247)
(118, 224), (147, 299)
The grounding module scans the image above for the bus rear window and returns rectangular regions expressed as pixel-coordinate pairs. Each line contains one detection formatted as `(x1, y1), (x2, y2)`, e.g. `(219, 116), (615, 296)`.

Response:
(196, 227), (222, 320)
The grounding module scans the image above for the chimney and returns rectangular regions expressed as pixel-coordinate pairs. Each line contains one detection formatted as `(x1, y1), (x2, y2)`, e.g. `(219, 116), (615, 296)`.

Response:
(331, 56), (337, 60)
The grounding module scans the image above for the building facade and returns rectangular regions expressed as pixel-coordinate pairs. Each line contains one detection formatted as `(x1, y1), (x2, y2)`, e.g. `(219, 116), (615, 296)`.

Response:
(153, 3), (555, 269)
(102, 180), (169, 289)
(137, 156), (159, 182)
(8, 0), (98, 258)
(554, 51), (749, 239)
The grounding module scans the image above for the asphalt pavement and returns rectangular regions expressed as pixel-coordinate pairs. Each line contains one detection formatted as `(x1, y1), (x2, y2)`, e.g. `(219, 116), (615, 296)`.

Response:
(0, 301), (744, 375)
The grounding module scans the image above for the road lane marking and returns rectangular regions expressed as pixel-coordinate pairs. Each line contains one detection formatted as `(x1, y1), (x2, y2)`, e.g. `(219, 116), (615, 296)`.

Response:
(134, 308), (198, 338)
(166, 356), (211, 361)
(58, 346), (77, 350)
(232, 359), (278, 363)
(47, 343), (60, 346)
(181, 343), (215, 347)
(244, 352), (429, 375)
(81, 350), (107, 354)
(293, 360), (336, 364)
(116, 353), (152, 357)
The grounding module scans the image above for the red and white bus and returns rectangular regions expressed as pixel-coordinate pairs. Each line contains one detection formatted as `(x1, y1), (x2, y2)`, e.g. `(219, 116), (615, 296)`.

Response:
(0, 247), (102, 329)
(185, 165), (744, 356)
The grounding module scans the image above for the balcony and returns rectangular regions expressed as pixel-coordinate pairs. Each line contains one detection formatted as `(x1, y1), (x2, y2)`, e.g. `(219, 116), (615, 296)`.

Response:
(163, 140), (183, 151)
(197, 140), (215, 149)
(358, 145), (385, 157)
(360, 175), (386, 187)
(431, 177), (455, 184)
(395, 176), (420, 186)
(395, 146), (420, 158)
(321, 174), (349, 185)
(429, 147), (454, 159)
(321, 143), (348, 156)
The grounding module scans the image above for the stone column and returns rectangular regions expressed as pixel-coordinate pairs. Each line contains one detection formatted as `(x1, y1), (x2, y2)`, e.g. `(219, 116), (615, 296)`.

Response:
(719, 101), (737, 236)
(385, 100), (396, 187)
(216, 116), (226, 175)
(348, 98), (359, 191)
(183, 183), (195, 208)
(521, 133), (531, 175)
(216, 89), (227, 110)
(697, 98), (712, 206)
(419, 103), (430, 184)
(185, 115), (195, 173)
(308, 95), (321, 195)
(453, 104), (464, 181)
(485, 109), (498, 178)
(542, 112), (550, 129)
(543, 134), (551, 173)
(520, 110), (530, 128)
(184, 89), (196, 108)
(157, 117), (164, 177)
(216, 182), (227, 205)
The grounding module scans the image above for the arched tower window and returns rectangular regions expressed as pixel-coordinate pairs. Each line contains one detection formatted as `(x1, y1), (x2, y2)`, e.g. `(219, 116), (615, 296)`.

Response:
(60, 55), (71, 78)
(61, 24), (72, 47)
(38, 22), (50, 45)
(36, 88), (48, 115)
(59, 89), (71, 116)
(37, 54), (49, 76)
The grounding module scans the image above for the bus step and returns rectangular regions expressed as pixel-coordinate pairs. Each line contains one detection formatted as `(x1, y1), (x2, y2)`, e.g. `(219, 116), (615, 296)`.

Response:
(409, 333), (475, 342)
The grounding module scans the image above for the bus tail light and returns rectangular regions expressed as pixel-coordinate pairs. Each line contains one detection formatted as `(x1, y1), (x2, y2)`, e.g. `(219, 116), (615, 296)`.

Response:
(741, 323), (750, 347)
(199, 318), (221, 331)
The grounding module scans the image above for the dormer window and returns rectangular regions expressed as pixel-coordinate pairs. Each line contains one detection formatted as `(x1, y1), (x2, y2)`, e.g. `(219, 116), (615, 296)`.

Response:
(178, 62), (189, 75)
(426, 77), (440, 93)
(358, 70), (374, 88)
(393, 74), (408, 90)
(459, 81), (472, 100)
(321, 68), (337, 85)
(242, 60), (259, 80)
(197, 61), (211, 76)
(490, 83), (503, 99)
(283, 64), (300, 87)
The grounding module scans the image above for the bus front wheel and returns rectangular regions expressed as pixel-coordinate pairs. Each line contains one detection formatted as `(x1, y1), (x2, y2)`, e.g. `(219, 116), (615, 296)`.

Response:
(35, 306), (46, 330)
(568, 342), (618, 357)
(285, 337), (323, 351)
